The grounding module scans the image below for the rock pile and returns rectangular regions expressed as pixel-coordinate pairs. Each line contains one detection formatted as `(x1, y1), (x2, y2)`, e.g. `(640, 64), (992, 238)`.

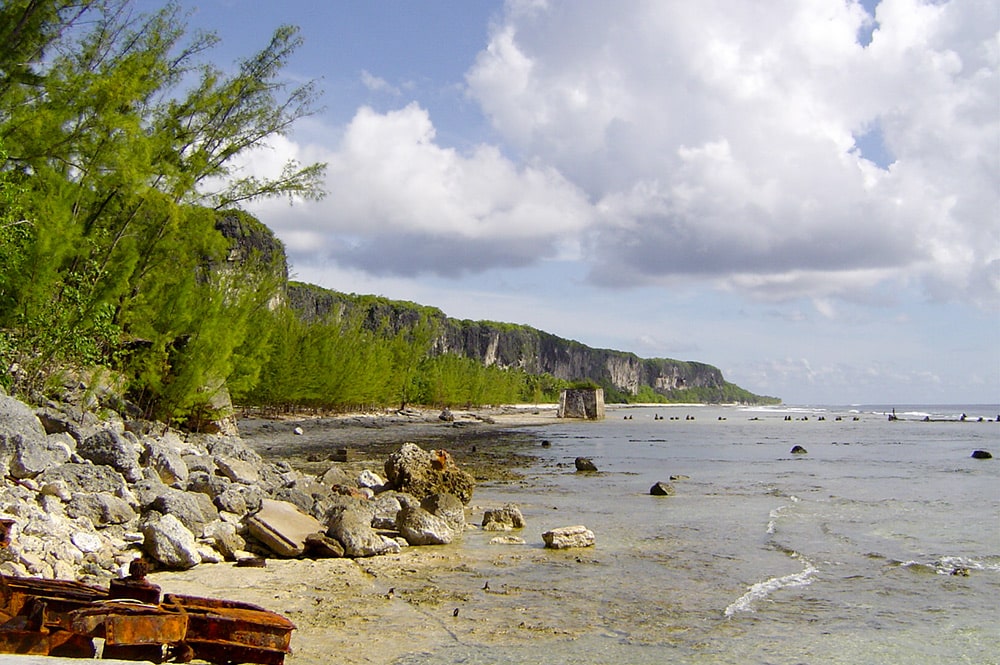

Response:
(0, 393), (477, 583)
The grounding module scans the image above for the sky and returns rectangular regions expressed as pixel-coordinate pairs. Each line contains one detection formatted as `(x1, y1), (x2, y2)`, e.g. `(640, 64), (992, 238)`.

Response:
(141, 0), (998, 406)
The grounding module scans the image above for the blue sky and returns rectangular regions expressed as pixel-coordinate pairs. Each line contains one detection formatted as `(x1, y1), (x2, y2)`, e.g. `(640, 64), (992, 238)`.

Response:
(144, 0), (998, 405)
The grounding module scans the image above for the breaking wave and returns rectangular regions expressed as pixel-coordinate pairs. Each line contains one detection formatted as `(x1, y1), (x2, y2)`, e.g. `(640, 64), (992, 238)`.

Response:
(724, 558), (818, 617)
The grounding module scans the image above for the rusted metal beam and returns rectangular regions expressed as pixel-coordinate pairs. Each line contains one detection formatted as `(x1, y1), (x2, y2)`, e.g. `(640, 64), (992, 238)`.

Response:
(0, 573), (295, 663)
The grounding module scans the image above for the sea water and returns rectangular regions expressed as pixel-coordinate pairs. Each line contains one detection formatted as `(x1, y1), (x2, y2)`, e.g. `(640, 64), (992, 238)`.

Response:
(395, 404), (1000, 665)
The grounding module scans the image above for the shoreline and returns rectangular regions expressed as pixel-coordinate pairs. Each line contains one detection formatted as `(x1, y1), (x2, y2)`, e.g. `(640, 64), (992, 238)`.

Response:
(150, 405), (563, 665)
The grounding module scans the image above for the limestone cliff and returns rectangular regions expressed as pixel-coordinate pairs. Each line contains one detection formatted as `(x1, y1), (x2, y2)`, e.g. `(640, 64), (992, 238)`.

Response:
(285, 283), (771, 403)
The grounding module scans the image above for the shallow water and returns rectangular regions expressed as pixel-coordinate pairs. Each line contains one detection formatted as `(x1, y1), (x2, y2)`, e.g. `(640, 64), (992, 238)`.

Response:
(394, 404), (1000, 665)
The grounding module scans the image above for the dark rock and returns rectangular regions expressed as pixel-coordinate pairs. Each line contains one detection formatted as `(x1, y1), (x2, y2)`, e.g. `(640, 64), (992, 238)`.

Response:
(481, 503), (526, 531)
(383, 442), (475, 504)
(790, 445), (808, 455)
(971, 450), (992, 459)
(574, 457), (598, 472)
(439, 407), (455, 422)
(649, 481), (675, 496)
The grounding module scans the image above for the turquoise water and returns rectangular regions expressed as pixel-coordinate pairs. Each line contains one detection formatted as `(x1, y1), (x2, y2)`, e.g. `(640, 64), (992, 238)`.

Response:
(395, 404), (1000, 665)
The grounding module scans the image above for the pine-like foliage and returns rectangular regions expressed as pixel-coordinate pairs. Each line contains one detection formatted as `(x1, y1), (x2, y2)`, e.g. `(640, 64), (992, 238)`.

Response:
(0, 1), (325, 422)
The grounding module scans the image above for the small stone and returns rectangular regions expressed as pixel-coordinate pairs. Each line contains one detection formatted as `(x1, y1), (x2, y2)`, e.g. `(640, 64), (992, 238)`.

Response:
(971, 450), (992, 459)
(574, 457), (598, 472)
(489, 535), (526, 545)
(71, 531), (103, 554)
(542, 525), (595, 549)
(649, 481), (674, 496)
(482, 503), (526, 531)
(790, 445), (808, 455)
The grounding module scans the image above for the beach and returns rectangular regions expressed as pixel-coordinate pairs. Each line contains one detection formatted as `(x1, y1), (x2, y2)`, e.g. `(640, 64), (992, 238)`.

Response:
(149, 406), (563, 665)
(148, 404), (1000, 665)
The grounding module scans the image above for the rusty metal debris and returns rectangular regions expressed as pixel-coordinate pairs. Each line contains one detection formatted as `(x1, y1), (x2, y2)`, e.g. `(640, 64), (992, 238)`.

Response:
(0, 564), (295, 664)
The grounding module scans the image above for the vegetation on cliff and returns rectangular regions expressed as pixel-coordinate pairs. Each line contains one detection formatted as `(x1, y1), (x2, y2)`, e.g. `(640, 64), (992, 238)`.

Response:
(0, 1), (777, 425)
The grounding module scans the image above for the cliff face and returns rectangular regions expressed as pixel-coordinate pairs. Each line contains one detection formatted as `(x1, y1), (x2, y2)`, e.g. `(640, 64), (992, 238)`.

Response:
(436, 321), (725, 396)
(286, 283), (731, 400)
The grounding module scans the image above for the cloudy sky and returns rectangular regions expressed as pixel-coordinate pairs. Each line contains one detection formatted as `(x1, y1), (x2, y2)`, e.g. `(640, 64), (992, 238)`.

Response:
(150, 0), (998, 406)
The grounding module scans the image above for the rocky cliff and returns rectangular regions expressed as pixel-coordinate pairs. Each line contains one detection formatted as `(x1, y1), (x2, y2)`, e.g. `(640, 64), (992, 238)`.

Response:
(216, 216), (774, 404)
(285, 283), (769, 403)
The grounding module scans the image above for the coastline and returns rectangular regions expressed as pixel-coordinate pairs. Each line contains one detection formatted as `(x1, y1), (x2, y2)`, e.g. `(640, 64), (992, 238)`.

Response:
(149, 405), (562, 665)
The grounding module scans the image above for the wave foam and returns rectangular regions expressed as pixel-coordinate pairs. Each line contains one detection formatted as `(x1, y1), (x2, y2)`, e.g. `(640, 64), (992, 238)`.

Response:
(724, 560), (818, 617)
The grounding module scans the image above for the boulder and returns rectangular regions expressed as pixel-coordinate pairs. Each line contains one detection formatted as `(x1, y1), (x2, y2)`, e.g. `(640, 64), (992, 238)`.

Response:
(649, 481), (675, 496)
(66, 492), (136, 526)
(319, 466), (354, 488)
(141, 513), (201, 569)
(78, 429), (143, 482)
(790, 445), (808, 455)
(396, 505), (454, 546)
(38, 462), (129, 497)
(326, 502), (399, 558)
(145, 442), (189, 486)
(202, 520), (246, 561)
(542, 525), (596, 549)
(149, 488), (213, 536)
(246, 499), (325, 558)
(481, 503), (526, 531)
(0, 395), (47, 472)
(420, 493), (466, 536)
(383, 442), (475, 504)
(574, 457), (598, 472)
(9, 431), (74, 479)
(371, 492), (413, 530)
(213, 485), (250, 515)
(439, 408), (455, 422)
(214, 456), (260, 485)
(971, 450), (992, 459)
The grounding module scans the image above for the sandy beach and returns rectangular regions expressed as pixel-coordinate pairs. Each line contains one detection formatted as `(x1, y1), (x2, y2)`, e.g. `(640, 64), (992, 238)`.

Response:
(148, 405), (562, 665)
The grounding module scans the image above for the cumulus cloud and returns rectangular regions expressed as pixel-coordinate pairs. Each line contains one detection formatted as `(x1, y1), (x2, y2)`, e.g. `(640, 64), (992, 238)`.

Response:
(247, 103), (594, 276)
(466, 0), (999, 306)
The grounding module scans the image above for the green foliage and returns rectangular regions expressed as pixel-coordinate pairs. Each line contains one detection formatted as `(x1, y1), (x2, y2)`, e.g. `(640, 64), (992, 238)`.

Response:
(0, 1), (325, 422)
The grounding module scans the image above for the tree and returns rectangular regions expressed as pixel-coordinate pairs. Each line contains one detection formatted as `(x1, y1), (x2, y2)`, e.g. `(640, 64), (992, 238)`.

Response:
(0, 0), (325, 421)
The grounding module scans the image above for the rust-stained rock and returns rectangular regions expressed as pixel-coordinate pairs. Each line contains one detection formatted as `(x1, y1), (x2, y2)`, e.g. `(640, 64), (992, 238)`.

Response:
(246, 498), (324, 558)
(383, 442), (476, 504)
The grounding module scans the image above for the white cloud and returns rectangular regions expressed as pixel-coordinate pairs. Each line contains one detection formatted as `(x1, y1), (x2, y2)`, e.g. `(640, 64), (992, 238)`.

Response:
(246, 103), (594, 277)
(360, 69), (401, 96)
(466, 0), (999, 307)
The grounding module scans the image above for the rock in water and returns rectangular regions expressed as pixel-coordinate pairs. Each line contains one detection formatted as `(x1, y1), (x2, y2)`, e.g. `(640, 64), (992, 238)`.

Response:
(790, 445), (808, 455)
(482, 503), (526, 531)
(649, 481), (675, 496)
(574, 457), (598, 472)
(970, 450), (992, 459)
(542, 525), (596, 549)
(396, 505), (454, 545)
(383, 442), (475, 504)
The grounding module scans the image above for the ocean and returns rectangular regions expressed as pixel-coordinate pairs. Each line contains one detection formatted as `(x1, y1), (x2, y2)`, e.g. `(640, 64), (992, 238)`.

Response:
(395, 404), (999, 665)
